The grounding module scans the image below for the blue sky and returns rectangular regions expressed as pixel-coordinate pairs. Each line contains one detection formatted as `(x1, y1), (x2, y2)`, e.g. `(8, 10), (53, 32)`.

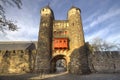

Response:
(0, 0), (120, 43)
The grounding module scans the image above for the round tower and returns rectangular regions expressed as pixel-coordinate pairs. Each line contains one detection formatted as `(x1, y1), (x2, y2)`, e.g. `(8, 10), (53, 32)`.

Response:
(36, 6), (54, 73)
(67, 6), (90, 74)
(68, 6), (85, 49)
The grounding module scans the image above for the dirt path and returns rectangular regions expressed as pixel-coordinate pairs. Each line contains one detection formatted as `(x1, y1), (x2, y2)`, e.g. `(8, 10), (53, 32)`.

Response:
(0, 72), (120, 80)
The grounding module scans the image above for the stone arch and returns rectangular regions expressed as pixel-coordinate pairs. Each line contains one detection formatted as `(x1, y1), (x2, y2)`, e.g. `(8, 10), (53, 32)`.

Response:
(50, 55), (67, 73)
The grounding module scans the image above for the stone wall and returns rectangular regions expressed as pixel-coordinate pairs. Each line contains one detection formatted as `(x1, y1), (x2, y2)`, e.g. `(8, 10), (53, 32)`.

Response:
(89, 51), (120, 73)
(69, 46), (90, 74)
(36, 6), (54, 73)
(67, 7), (90, 74)
(0, 50), (36, 73)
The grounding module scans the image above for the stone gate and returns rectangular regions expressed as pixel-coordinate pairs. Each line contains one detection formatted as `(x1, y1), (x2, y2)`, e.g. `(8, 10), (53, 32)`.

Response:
(36, 5), (90, 74)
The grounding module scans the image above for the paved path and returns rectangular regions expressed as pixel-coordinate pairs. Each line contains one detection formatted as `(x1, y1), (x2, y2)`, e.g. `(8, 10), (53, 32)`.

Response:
(0, 72), (120, 80)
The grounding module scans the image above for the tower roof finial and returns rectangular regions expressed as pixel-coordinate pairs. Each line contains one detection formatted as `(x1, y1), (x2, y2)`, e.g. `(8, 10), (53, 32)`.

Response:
(48, 1), (50, 7)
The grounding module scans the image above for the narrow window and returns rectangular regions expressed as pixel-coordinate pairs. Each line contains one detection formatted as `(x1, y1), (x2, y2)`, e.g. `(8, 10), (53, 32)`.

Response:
(54, 31), (56, 35)
(60, 40), (62, 43)
(72, 23), (74, 26)
(64, 40), (66, 43)
(65, 31), (67, 34)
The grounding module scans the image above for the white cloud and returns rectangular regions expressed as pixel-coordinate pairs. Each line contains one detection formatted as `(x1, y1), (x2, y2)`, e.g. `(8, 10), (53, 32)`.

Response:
(0, 0), (120, 44)
(83, 10), (100, 24)
(85, 23), (119, 42)
(0, 0), (40, 41)
(84, 7), (120, 31)
(106, 34), (120, 43)
(50, 0), (62, 7)
(84, 6), (120, 43)
(90, 9), (120, 27)
(85, 28), (109, 42)
(0, 22), (39, 41)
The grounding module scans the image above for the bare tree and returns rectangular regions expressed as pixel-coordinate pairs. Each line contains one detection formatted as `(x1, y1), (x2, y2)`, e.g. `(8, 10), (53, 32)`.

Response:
(0, 0), (22, 32)
(91, 37), (103, 51)
(91, 37), (119, 51)
(114, 43), (120, 51)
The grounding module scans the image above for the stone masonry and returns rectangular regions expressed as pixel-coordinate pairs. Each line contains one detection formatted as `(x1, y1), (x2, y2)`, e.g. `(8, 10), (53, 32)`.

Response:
(88, 51), (120, 73)
(0, 6), (120, 74)
(36, 6), (90, 74)
(0, 42), (37, 73)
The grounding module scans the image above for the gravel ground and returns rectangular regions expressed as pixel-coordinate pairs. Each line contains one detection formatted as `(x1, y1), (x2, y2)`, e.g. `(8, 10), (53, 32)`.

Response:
(0, 72), (120, 80)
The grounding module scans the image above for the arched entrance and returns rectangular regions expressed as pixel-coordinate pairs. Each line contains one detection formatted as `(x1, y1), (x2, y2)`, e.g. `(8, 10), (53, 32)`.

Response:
(51, 55), (67, 73)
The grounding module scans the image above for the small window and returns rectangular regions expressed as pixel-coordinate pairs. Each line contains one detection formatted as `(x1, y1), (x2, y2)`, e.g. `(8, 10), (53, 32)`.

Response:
(59, 31), (62, 35)
(60, 40), (62, 43)
(72, 23), (74, 26)
(13, 50), (15, 53)
(54, 31), (56, 35)
(21, 50), (24, 53)
(64, 40), (66, 43)
(65, 31), (67, 34)
(43, 8), (46, 11)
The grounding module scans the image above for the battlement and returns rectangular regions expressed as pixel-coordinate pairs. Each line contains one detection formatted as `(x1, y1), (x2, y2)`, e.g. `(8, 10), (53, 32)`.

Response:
(53, 20), (69, 29)
(37, 6), (88, 74)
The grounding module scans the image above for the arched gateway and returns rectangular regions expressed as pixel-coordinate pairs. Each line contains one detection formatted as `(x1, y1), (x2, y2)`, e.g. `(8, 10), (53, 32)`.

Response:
(51, 55), (67, 73)
(35, 5), (90, 74)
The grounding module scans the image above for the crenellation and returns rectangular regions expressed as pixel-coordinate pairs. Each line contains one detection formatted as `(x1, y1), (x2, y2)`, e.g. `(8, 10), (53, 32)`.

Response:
(0, 5), (119, 75)
(36, 6), (90, 74)
(53, 20), (69, 29)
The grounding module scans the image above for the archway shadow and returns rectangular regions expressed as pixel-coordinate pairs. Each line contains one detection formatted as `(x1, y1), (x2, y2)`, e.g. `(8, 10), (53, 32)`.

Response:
(50, 55), (67, 73)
